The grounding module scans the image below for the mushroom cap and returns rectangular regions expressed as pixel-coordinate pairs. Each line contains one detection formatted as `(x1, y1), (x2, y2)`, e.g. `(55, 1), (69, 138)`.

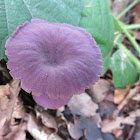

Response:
(6, 19), (102, 107)
(32, 93), (71, 109)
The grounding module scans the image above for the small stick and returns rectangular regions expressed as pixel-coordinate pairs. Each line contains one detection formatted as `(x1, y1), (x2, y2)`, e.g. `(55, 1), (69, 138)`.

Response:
(113, 86), (140, 118)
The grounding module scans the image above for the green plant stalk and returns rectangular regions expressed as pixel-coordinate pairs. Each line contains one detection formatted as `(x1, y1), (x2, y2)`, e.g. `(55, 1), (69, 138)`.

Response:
(118, 21), (140, 55)
(118, 43), (140, 71)
(117, 0), (140, 19)
(125, 23), (140, 30)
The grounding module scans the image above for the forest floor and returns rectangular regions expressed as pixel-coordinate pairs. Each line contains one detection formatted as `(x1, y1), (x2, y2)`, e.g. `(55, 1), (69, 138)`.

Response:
(0, 0), (140, 140)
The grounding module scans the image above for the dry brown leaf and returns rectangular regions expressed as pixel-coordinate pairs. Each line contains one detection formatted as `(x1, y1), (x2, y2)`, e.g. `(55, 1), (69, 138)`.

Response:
(133, 31), (140, 40)
(35, 105), (58, 133)
(0, 84), (11, 111)
(13, 128), (26, 140)
(114, 85), (131, 104)
(56, 107), (65, 118)
(112, 0), (129, 20)
(68, 93), (98, 117)
(0, 80), (21, 137)
(5, 123), (26, 140)
(99, 100), (116, 120)
(112, 128), (123, 139)
(68, 122), (83, 139)
(68, 114), (101, 139)
(113, 86), (140, 118)
(133, 93), (140, 101)
(101, 109), (140, 133)
(105, 93), (114, 103)
(12, 97), (25, 121)
(27, 114), (62, 140)
(89, 79), (112, 103)
(134, 117), (140, 140)
(68, 115), (113, 140)
(56, 107), (67, 124)
(132, 2), (140, 23)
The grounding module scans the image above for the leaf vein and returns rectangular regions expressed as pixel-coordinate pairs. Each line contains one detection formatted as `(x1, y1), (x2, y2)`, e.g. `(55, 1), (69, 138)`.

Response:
(3, 0), (9, 36)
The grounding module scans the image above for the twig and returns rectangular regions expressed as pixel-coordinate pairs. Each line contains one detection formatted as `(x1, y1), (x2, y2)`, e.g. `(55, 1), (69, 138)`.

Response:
(113, 86), (140, 118)
(117, 0), (140, 19)
(118, 21), (140, 55)
(125, 23), (140, 30)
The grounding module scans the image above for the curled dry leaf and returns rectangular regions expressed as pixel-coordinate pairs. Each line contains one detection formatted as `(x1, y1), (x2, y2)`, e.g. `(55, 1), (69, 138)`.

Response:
(35, 105), (57, 133)
(56, 107), (67, 124)
(12, 96), (25, 122)
(89, 79), (112, 103)
(0, 80), (21, 137)
(27, 114), (62, 140)
(101, 109), (140, 133)
(0, 84), (11, 111)
(68, 93), (98, 117)
(114, 85), (131, 104)
(4, 123), (26, 140)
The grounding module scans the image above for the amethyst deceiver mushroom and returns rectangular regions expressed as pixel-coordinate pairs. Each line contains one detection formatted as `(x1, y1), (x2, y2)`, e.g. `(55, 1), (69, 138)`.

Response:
(5, 19), (103, 109)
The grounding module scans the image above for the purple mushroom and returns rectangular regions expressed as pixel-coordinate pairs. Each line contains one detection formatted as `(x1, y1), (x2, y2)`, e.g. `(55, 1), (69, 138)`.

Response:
(5, 19), (102, 109)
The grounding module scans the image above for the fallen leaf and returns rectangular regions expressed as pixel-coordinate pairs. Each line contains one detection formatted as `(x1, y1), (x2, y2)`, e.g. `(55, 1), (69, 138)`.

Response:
(27, 114), (62, 140)
(101, 109), (140, 133)
(99, 100), (116, 119)
(89, 79), (112, 103)
(133, 93), (140, 101)
(112, 128), (123, 139)
(134, 117), (140, 140)
(58, 125), (71, 140)
(0, 84), (11, 111)
(68, 122), (83, 139)
(68, 93), (98, 117)
(5, 123), (26, 140)
(125, 125), (136, 140)
(68, 116), (114, 140)
(114, 85), (131, 104)
(133, 31), (140, 41)
(35, 105), (58, 133)
(0, 80), (21, 137)
(56, 107), (67, 123)
(12, 97), (25, 122)
(113, 86), (140, 118)
(132, 2), (140, 23)
(112, 0), (129, 20)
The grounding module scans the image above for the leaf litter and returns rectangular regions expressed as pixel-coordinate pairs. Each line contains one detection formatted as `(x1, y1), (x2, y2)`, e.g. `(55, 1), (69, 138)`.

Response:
(0, 59), (140, 140)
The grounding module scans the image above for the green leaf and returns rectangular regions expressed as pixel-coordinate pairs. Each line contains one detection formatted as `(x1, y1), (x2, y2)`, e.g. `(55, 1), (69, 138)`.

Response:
(113, 16), (122, 32)
(80, 0), (114, 58)
(0, 0), (83, 60)
(0, 37), (8, 61)
(110, 49), (139, 89)
(102, 55), (111, 75)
